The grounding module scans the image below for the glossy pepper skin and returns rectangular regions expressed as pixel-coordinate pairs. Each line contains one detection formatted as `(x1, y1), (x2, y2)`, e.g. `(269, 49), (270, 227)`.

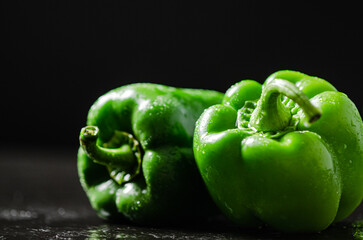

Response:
(78, 83), (223, 225)
(193, 70), (363, 232)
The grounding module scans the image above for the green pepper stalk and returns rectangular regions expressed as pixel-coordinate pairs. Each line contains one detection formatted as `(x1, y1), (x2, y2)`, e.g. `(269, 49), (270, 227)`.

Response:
(78, 83), (223, 224)
(193, 70), (363, 232)
(249, 78), (322, 132)
(80, 126), (142, 184)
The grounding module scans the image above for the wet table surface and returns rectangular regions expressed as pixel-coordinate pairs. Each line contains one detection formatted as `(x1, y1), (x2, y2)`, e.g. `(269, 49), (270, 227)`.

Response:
(1, 147), (363, 239)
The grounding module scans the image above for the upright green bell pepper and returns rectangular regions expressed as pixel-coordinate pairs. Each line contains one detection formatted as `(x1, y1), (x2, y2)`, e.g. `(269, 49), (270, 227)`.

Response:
(193, 70), (363, 232)
(78, 83), (223, 224)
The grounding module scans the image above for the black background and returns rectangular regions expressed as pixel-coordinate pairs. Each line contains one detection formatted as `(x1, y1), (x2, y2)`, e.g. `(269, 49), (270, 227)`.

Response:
(2, 1), (362, 149)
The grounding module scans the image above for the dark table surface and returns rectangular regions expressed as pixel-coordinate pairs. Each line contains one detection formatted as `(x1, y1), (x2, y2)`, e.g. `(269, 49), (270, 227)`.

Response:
(1, 146), (363, 239)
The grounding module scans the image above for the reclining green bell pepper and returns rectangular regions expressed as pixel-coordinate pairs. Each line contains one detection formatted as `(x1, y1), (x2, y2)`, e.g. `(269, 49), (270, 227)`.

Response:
(78, 83), (223, 224)
(193, 70), (363, 232)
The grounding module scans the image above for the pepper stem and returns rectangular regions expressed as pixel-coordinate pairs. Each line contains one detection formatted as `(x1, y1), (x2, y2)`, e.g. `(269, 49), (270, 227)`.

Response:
(80, 126), (142, 183)
(249, 78), (321, 132)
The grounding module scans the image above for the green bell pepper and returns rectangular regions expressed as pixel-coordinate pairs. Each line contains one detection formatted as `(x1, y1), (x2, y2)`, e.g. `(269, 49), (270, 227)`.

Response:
(78, 83), (223, 224)
(193, 70), (363, 232)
